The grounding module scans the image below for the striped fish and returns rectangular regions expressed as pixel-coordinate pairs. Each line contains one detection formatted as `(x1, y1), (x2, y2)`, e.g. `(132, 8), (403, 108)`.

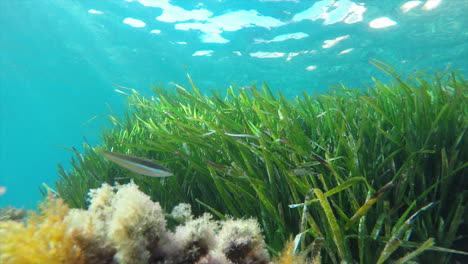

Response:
(101, 151), (173, 177)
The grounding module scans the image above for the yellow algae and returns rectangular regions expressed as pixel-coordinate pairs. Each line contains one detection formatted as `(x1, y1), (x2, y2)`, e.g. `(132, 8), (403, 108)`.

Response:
(0, 198), (85, 264)
(275, 239), (314, 264)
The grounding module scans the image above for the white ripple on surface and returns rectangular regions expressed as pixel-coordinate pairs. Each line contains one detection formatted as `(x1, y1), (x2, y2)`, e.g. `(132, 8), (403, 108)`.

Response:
(175, 10), (285, 43)
(249, 50), (316, 60)
(249, 51), (286, 58)
(422, 0), (442, 11)
(369, 17), (397, 29)
(128, 0), (170, 8)
(209, 10), (285, 31)
(338, 48), (354, 55)
(129, 0), (212, 23)
(286, 50), (316, 61)
(292, 0), (331, 22)
(293, 0), (366, 25)
(88, 9), (103, 14)
(306, 65), (318, 71)
(400, 1), (423, 13)
(254, 32), (309, 44)
(157, 5), (213, 22)
(322, 35), (349, 49)
(123, 17), (146, 27)
(192, 50), (214, 56)
(175, 22), (229, 43)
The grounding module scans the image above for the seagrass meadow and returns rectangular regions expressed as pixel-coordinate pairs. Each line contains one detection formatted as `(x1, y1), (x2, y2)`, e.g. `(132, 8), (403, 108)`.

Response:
(54, 61), (467, 263)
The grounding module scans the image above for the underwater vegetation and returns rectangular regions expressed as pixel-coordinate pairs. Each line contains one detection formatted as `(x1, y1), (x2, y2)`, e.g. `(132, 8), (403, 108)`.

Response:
(51, 60), (467, 263)
(1, 182), (276, 264)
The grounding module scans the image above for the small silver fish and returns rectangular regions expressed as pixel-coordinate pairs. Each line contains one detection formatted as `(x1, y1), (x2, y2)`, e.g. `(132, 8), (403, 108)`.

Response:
(101, 151), (173, 177)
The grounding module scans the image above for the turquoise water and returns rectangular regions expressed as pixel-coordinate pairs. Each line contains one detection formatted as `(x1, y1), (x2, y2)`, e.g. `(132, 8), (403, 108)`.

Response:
(1, 0), (466, 209)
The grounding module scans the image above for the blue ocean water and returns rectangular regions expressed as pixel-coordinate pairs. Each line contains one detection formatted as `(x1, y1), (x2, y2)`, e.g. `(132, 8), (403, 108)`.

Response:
(0, 0), (466, 209)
